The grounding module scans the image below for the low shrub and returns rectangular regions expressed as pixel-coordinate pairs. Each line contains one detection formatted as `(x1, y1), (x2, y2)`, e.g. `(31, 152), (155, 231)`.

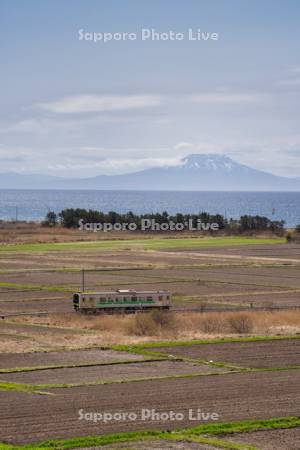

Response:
(127, 310), (177, 336)
(151, 310), (176, 327)
(127, 313), (158, 336)
(200, 315), (225, 334)
(227, 313), (254, 334)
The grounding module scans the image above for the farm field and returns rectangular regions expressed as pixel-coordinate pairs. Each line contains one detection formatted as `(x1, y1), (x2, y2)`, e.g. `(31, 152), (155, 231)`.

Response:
(0, 239), (300, 320)
(0, 363), (300, 445)
(150, 338), (300, 368)
(224, 427), (300, 450)
(0, 348), (145, 370)
(0, 233), (300, 448)
(0, 359), (223, 385)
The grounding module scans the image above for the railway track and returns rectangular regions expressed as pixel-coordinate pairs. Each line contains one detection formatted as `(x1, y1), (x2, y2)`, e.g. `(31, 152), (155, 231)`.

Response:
(1, 304), (300, 319)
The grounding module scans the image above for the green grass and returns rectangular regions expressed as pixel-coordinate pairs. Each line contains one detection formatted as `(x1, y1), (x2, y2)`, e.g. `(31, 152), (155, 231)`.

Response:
(0, 430), (257, 450)
(0, 236), (284, 254)
(3, 416), (299, 449)
(0, 380), (39, 392)
(186, 416), (300, 435)
(112, 334), (300, 353)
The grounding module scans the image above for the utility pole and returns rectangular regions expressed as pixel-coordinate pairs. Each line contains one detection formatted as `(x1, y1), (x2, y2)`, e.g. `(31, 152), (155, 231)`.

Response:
(15, 206), (18, 222)
(82, 268), (85, 292)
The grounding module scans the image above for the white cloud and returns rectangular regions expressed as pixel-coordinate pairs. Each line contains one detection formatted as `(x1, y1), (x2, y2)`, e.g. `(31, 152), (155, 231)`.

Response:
(47, 156), (183, 175)
(173, 141), (194, 151)
(37, 94), (163, 114)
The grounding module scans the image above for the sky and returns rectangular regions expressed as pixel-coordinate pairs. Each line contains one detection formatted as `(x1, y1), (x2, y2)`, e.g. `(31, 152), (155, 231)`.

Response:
(1, 0), (300, 178)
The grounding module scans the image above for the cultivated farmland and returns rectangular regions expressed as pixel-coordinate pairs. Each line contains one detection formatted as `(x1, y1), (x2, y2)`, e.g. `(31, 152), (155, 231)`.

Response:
(0, 232), (299, 448)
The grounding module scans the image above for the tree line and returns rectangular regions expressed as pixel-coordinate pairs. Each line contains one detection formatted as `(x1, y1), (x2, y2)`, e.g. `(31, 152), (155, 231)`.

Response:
(43, 208), (285, 233)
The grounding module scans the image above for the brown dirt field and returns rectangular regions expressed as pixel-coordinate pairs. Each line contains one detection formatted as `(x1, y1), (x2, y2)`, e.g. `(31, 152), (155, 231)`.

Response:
(2, 245), (298, 274)
(0, 370), (299, 445)
(184, 291), (300, 309)
(225, 427), (300, 450)
(2, 261), (300, 317)
(151, 339), (300, 368)
(0, 360), (223, 385)
(0, 290), (68, 300)
(0, 298), (71, 314)
(0, 348), (144, 370)
(3, 265), (300, 289)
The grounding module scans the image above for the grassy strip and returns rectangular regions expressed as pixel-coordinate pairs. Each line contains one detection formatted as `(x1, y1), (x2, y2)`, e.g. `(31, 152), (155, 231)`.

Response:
(3, 416), (300, 449)
(113, 334), (300, 353)
(0, 380), (39, 392)
(0, 236), (285, 254)
(165, 433), (257, 449)
(0, 430), (256, 450)
(186, 416), (300, 435)
(252, 364), (300, 373)
(0, 358), (166, 374)
(9, 431), (165, 450)
(1, 431), (163, 450)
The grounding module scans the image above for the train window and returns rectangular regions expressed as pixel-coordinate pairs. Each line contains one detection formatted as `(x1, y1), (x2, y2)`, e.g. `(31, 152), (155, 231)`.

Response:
(131, 297), (137, 302)
(100, 298), (106, 303)
(167, 296), (170, 300)
(159, 296), (163, 301)
(123, 297), (128, 302)
(146, 296), (153, 301)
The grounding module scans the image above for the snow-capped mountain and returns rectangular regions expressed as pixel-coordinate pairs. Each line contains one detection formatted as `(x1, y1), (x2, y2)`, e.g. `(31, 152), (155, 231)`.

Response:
(1, 154), (300, 190)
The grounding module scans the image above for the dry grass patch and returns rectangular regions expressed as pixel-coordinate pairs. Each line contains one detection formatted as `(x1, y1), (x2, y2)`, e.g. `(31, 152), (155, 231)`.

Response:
(228, 313), (254, 334)
(6, 309), (300, 352)
(127, 311), (178, 337)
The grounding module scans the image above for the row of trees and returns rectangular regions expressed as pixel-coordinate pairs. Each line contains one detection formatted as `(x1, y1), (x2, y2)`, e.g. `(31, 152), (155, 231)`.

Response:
(43, 209), (285, 233)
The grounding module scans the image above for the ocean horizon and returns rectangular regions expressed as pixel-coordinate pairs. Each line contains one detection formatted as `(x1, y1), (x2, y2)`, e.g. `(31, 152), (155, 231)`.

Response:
(0, 189), (299, 227)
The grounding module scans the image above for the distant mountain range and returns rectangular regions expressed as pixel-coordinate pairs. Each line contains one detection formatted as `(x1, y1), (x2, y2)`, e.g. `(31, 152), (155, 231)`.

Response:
(1, 154), (300, 191)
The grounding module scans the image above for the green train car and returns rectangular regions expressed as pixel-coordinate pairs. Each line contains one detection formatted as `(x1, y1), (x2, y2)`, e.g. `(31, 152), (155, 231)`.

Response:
(73, 289), (172, 314)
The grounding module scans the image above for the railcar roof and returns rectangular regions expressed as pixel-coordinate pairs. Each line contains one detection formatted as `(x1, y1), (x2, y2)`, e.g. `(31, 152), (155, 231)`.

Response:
(76, 290), (170, 295)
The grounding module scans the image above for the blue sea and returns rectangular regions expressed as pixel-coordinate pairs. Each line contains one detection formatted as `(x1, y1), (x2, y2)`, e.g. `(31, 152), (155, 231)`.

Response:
(0, 190), (299, 227)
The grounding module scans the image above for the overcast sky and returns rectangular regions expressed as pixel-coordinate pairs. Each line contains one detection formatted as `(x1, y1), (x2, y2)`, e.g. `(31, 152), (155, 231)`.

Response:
(1, 0), (300, 178)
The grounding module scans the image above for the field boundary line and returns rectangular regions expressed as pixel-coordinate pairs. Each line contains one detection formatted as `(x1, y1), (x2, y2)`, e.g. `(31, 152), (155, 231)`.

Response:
(0, 357), (167, 374)
(2, 416), (299, 449)
(4, 364), (300, 392)
(112, 334), (300, 352)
